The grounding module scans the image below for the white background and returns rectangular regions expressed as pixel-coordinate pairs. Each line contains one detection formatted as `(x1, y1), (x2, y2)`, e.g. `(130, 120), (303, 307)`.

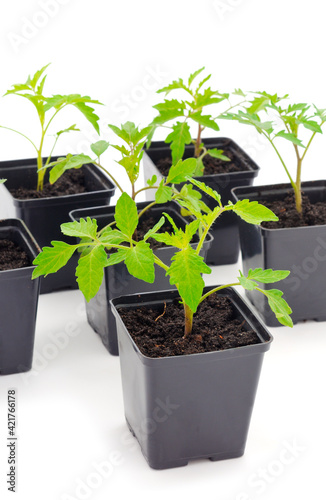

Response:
(0, 0), (326, 499)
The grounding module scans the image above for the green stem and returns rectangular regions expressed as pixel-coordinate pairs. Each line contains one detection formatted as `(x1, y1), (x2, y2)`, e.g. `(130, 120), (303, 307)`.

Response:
(266, 132), (296, 189)
(134, 185), (159, 197)
(0, 126), (38, 153)
(36, 131), (45, 191)
(93, 161), (124, 194)
(137, 201), (157, 220)
(198, 283), (240, 306)
(195, 207), (225, 256)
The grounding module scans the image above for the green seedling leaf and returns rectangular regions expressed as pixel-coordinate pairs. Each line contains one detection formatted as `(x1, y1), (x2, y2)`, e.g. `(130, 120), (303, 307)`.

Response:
(231, 199), (278, 225)
(114, 193), (138, 238)
(233, 88), (246, 97)
(99, 227), (128, 245)
(301, 120), (323, 133)
(91, 140), (110, 157)
(157, 78), (191, 96)
(155, 180), (173, 204)
(207, 148), (230, 162)
(186, 177), (222, 205)
(106, 248), (129, 266)
(125, 240), (155, 283)
(168, 247), (211, 313)
(0, 179), (6, 184)
(146, 174), (157, 187)
(32, 241), (77, 278)
(176, 183), (210, 217)
(61, 218), (97, 239)
(190, 112), (220, 132)
(275, 131), (304, 147)
(166, 158), (197, 184)
(263, 289), (293, 327)
(188, 67), (205, 87)
(247, 268), (290, 283)
(165, 121), (192, 164)
(55, 124), (79, 137)
(76, 245), (108, 302)
(143, 217), (166, 241)
(153, 99), (186, 113)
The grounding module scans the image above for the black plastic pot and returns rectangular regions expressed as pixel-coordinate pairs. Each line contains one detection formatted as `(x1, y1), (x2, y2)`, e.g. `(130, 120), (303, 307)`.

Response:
(0, 157), (115, 294)
(0, 219), (40, 375)
(111, 286), (273, 469)
(70, 201), (213, 356)
(232, 181), (326, 326)
(143, 138), (259, 265)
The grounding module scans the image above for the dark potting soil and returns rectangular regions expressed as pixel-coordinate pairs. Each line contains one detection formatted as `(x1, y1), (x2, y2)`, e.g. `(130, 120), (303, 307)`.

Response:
(0, 239), (30, 271)
(261, 192), (326, 229)
(155, 148), (250, 177)
(118, 293), (260, 358)
(9, 169), (87, 200)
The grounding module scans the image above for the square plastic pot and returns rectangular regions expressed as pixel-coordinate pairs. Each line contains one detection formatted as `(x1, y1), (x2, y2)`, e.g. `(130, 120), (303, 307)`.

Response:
(111, 286), (273, 469)
(143, 138), (259, 265)
(232, 181), (326, 326)
(0, 157), (115, 294)
(70, 201), (213, 356)
(0, 219), (40, 375)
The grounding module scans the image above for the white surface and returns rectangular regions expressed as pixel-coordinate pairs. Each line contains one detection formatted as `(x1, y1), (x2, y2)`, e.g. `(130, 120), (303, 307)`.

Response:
(1, 0), (326, 498)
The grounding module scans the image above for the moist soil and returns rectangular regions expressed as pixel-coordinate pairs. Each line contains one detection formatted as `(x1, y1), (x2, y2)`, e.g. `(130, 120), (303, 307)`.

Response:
(118, 293), (260, 358)
(156, 148), (250, 177)
(261, 192), (326, 229)
(9, 169), (87, 200)
(0, 239), (30, 271)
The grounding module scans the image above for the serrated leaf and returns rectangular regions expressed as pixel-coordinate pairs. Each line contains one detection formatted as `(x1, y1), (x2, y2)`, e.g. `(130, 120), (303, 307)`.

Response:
(56, 124), (79, 137)
(73, 100), (101, 134)
(32, 241), (77, 278)
(165, 121), (192, 164)
(301, 120), (322, 133)
(114, 192), (138, 238)
(247, 96), (270, 114)
(167, 247), (211, 313)
(275, 130), (304, 147)
(153, 99), (186, 113)
(188, 67), (205, 87)
(186, 177), (222, 204)
(76, 245), (108, 302)
(125, 241), (155, 283)
(143, 216), (166, 241)
(238, 275), (257, 291)
(99, 228), (128, 245)
(231, 199), (278, 225)
(166, 158), (197, 184)
(263, 289), (293, 327)
(247, 268), (290, 283)
(155, 180), (173, 204)
(190, 112), (219, 131)
(29, 63), (51, 89)
(151, 109), (185, 126)
(106, 248), (129, 266)
(177, 183), (210, 216)
(146, 174), (157, 187)
(91, 140), (110, 157)
(61, 218), (97, 239)
(157, 78), (191, 96)
(233, 88), (246, 97)
(207, 148), (230, 162)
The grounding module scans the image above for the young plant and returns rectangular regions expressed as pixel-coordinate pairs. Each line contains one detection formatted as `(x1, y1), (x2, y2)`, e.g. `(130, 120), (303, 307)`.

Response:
(149, 67), (247, 175)
(0, 64), (102, 191)
(222, 92), (326, 213)
(47, 122), (203, 219)
(32, 180), (293, 334)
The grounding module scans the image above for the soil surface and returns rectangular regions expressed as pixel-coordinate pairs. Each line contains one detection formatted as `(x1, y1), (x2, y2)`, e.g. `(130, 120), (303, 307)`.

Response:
(9, 169), (87, 200)
(118, 293), (260, 358)
(0, 239), (30, 271)
(261, 192), (326, 229)
(155, 148), (250, 177)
